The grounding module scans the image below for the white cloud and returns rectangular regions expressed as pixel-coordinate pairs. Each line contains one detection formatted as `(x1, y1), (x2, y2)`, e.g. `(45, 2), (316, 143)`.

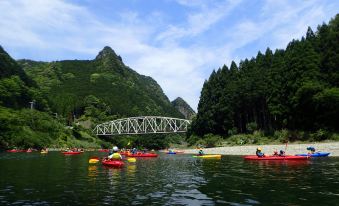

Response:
(0, 0), (338, 111)
(218, 0), (338, 64)
(156, 0), (242, 43)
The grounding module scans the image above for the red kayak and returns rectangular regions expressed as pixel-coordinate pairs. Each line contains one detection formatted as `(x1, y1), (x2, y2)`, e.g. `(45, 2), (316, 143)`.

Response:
(126, 153), (158, 157)
(6, 149), (26, 153)
(102, 159), (124, 168)
(244, 155), (309, 160)
(98, 149), (110, 152)
(62, 151), (82, 155)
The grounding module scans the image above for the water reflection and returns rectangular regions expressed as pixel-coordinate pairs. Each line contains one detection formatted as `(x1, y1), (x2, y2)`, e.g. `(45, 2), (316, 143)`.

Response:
(1, 152), (339, 205)
(88, 165), (98, 178)
(126, 164), (136, 179)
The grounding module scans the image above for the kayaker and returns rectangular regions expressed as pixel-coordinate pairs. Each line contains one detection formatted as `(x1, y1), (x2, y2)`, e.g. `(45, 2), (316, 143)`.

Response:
(108, 146), (122, 160)
(256, 147), (264, 157)
(307, 146), (316, 154)
(198, 148), (204, 156)
(132, 148), (137, 154)
(279, 150), (285, 156)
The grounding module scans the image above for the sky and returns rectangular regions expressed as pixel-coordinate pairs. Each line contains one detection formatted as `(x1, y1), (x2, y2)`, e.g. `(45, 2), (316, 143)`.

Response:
(0, 0), (338, 111)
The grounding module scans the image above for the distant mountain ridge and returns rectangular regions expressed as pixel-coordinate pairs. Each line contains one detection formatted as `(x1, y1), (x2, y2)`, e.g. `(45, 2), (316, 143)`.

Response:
(18, 46), (183, 122)
(171, 97), (196, 119)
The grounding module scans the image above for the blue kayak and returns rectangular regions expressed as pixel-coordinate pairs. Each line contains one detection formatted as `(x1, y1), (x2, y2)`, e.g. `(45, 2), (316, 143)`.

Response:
(167, 152), (176, 154)
(295, 152), (330, 157)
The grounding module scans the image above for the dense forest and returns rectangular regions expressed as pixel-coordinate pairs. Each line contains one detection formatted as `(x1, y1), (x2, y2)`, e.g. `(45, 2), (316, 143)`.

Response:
(0, 46), (189, 149)
(18, 46), (183, 124)
(190, 14), (339, 143)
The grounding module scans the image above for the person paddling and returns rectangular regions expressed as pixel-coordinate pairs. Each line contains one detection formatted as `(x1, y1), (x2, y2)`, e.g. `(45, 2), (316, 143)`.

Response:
(307, 146), (316, 154)
(198, 148), (204, 156)
(108, 146), (122, 160)
(131, 148), (137, 154)
(279, 150), (285, 156)
(256, 147), (265, 157)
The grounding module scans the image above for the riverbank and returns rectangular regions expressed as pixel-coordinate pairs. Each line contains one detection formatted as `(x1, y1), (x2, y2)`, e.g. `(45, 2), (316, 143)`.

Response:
(180, 142), (339, 156)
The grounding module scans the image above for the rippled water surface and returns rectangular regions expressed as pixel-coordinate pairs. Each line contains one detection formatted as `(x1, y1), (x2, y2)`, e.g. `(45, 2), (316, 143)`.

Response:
(1, 152), (339, 205)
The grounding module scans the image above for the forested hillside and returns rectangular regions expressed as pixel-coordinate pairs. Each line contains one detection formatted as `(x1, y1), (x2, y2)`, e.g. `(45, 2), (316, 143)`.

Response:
(18, 46), (183, 125)
(191, 14), (339, 142)
(0, 46), (186, 149)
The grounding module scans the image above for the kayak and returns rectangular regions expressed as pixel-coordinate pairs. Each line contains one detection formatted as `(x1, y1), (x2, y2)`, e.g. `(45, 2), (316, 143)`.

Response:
(126, 153), (158, 158)
(89, 156), (100, 164)
(6, 149), (26, 153)
(98, 149), (110, 152)
(295, 152), (330, 157)
(193, 155), (222, 159)
(62, 151), (82, 155)
(40, 151), (48, 154)
(167, 152), (176, 154)
(244, 155), (309, 160)
(89, 159), (100, 164)
(102, 159), (124, 168)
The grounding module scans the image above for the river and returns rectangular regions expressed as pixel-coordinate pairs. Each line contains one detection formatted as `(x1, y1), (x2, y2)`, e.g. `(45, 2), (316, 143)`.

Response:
(0, 152), (339, 205)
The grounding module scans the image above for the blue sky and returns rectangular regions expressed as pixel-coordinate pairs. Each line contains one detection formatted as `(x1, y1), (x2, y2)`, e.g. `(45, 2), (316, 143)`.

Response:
(0, 0), (338, 110)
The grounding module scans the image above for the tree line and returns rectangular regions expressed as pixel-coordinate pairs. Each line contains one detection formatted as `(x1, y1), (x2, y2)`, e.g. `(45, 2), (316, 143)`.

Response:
(191, 14), (339, 140)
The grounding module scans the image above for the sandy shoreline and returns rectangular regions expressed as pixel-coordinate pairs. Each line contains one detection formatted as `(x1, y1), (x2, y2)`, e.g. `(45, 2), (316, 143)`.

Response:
(179, 142), (339, 156)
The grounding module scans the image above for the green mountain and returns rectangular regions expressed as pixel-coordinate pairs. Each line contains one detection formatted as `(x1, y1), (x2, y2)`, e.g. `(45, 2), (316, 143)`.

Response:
(0, 46), (37, 109)
(0, 46), (102, 149)
(171, 97), (196, 119)
(18, 46), (183, 125)
(0, 46), (185, 149)
(192, 14), (339, 139)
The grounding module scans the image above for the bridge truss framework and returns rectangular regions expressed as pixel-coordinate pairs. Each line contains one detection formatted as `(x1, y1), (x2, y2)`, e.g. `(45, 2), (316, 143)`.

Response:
(93, 116), (191, 136)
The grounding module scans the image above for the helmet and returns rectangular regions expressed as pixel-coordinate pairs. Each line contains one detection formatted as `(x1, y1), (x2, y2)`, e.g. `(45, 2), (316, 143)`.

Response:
(113, 146), (119, 152)
(257, 147), (262, 151)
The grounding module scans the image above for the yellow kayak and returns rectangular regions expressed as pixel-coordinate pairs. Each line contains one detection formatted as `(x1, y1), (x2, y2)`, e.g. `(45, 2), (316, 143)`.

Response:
(193, 155), (222, 159)
(88, 159), (100, 164)
(41, 151), (48, 154)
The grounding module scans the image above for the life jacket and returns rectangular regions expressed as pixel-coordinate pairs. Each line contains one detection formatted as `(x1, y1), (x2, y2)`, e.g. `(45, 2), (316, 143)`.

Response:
(110, 152), (121, 159)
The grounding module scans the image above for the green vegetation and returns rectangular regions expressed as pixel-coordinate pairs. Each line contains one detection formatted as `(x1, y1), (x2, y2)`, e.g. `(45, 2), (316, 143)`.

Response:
(190, 14), (339, 145)
(18, 46), (183, 120)
(0, 106), (106, 149)
(1, 45), (185, 149)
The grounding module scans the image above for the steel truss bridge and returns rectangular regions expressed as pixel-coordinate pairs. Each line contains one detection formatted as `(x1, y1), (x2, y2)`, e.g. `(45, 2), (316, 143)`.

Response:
(93, 116), (191, 136)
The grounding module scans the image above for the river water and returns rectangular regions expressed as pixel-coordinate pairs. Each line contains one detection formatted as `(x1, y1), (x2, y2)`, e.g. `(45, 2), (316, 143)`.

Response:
(0, 152), (339, 205)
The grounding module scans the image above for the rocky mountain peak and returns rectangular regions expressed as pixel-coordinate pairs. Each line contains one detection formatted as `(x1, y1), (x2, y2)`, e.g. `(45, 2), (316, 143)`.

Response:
(95, 46), (122, 62)
(171, 97), (196, 120)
